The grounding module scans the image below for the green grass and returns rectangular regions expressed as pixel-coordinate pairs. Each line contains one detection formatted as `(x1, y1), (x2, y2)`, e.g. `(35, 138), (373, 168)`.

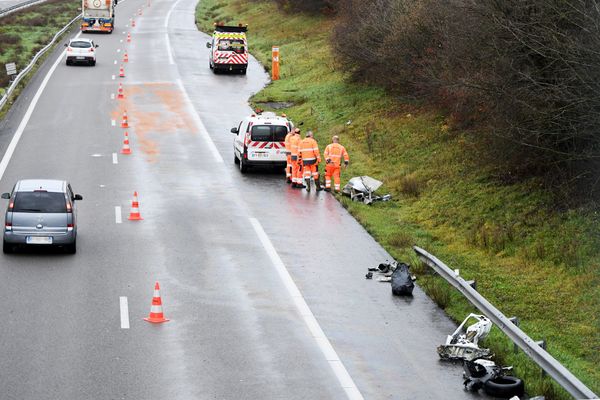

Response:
(195, 1), (600, 398)
(0, 0), (80, 115)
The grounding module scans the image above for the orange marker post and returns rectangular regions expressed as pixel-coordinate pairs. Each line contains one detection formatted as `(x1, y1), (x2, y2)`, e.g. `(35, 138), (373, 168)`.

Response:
(272, 46), (280, 81)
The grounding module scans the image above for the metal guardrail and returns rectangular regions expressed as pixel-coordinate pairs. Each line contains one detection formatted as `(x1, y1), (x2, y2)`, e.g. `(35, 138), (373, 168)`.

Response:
(0, 13), (82, 112)
(413, 246), (599, 400)
(0, 0), (49, 18)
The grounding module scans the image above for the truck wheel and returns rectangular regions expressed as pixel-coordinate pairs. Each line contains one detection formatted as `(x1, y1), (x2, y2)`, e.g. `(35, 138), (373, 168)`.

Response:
(483, 376), (524, 398)
(239, 156), (248, 173)
(240, 68), (247, 75)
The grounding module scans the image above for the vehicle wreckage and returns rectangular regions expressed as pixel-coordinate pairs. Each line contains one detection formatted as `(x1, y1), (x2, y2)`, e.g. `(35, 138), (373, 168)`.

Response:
(437, 313), (493, 361)
(342, 176), (391, 205)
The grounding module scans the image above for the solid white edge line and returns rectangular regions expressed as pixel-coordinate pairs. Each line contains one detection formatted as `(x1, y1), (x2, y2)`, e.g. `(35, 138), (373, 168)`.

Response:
(164, 0), (183, 65)
(119, 296), (129, 329)
(249, 217), (364, 400)
(0, 31), (81, 181)
(112, 152), (118, 164)
(175, 79), (224, 164)
(115, 206), (122, 223)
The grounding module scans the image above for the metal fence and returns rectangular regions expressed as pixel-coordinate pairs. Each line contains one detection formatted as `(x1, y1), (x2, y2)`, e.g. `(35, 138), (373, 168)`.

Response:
(413, 246), (598, 400)
(0, 13), (82, 112)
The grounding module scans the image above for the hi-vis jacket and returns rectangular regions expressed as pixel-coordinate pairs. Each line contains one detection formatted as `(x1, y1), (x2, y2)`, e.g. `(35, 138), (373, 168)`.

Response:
(324, 143), (349, 167)
(290, 134), (301, 160)
(299, 137), (321, 165)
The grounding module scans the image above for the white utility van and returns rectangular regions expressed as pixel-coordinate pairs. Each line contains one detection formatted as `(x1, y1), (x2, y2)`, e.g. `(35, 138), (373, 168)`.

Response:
(230, 112), (293, 173)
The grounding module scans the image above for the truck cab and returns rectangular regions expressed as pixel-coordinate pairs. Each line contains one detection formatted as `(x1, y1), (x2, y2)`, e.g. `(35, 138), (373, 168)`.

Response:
(206, 24), (248, 74)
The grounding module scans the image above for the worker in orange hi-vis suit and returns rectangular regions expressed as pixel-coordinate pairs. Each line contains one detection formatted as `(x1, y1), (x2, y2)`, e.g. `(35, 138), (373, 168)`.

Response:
(289, 128), (304, 189)
(299, 130), (323, 192)
(323, 135), (350, 192)
(284, 128), (294, 184)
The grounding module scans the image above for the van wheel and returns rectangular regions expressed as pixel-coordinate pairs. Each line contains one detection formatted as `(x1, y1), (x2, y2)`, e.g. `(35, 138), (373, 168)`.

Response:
(3, 240), (12, 254)
(240, 68), (247, 75)
(239, 156), (248, 173)
(234, 154), (240, 164)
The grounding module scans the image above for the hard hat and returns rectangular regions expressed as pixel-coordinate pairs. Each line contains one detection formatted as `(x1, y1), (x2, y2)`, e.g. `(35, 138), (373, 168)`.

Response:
(294, 127), (300, 133)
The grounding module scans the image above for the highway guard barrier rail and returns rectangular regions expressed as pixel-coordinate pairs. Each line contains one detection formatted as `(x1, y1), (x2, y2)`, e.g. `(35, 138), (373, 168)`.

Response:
(413, 246), (598, 400)
(0, 0), (48, 18)
(0, 13), (82, 112)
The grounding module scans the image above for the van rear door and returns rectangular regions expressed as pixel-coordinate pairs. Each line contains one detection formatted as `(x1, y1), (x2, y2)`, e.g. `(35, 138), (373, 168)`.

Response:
(246, 125), (288, 162)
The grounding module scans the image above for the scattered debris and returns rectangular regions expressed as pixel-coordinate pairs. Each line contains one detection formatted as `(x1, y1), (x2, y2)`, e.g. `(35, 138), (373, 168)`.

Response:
(378, 277), (391, 282)
(365, 271), (373, 280)
(391, 262), (414, 296)
(438, 313), (493, 361)
(463, 358), (524, 398)
(342, 176), (391, 205)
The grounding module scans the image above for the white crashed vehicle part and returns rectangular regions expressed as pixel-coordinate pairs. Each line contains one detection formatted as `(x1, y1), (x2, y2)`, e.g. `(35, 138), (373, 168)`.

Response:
(437, 313), (493, 361)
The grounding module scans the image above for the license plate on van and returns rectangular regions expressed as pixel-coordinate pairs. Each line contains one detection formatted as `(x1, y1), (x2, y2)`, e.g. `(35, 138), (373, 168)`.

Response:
(251, 152), (269, 158)
(26, 236), (52, 245)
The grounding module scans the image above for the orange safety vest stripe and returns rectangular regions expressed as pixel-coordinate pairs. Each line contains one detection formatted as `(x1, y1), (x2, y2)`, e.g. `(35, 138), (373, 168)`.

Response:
(284, 132), (293, 153)
(324, 143), (349, 166)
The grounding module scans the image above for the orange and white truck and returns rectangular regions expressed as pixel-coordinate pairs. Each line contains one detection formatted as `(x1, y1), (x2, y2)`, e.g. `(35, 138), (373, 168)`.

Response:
(206, 24), (248, 74)
(81, 0), (115, 33)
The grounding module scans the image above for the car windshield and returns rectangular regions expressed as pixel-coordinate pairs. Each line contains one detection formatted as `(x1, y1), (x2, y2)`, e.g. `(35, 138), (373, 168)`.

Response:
(217, 39), (245, 53)
(13, 192), (66, 213)
(70, 41), (92, 48)
(250, 125), (288, 142)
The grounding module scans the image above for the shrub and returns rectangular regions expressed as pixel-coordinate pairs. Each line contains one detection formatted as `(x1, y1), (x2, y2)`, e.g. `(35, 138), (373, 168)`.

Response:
(333, 0), (600, 202)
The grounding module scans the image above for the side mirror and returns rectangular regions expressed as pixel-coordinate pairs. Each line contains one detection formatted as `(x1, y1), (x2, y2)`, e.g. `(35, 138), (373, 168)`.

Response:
(230, 127), (239, 134)
(64, 43), (68, 47)
(1, 193), (10, 199)
(95, 44), (99, 48)
(73, 194), (83, 201)
(206, 42), (212, 48)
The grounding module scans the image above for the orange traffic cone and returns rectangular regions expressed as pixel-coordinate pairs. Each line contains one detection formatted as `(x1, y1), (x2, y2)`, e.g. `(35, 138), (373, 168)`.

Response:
(120, 132), (131, 154)
(121, 110), (129, 128)
(132, 18), (136, 27)
(123, 52), (129, 63)
(117, 83), (124, 99)
(127, 32), (131, 42)
(144, 282), (169, 323)
(119, 64), (125, 78)
(128, 191), (143, 220)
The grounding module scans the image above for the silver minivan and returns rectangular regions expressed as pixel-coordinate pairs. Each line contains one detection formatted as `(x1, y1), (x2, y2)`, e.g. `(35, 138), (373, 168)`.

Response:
(2, 179), (83, 254)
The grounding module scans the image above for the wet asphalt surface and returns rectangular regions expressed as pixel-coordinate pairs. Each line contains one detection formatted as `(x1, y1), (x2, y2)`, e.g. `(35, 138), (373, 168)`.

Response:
(0, 0), (493, 398)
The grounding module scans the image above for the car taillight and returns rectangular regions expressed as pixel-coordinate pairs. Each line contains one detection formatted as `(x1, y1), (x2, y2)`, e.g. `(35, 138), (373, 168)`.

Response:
(67, 47), (72, 51)
(5, 222), (11, 231)
(89, 48), (94, 52)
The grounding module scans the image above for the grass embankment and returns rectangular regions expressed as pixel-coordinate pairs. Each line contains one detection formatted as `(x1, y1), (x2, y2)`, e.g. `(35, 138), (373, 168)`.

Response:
(196, 1), (600, 398)
(0, 0), (80, 113)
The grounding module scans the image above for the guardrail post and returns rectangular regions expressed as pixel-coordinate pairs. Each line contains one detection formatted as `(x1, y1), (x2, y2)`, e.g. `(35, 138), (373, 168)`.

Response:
(509, 317), (520, 353)
(536, 339), (547, 377)
(465, 280), (477, 291)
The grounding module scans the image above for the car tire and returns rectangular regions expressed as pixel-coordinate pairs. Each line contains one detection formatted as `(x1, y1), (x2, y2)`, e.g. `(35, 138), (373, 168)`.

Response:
(239, 155), (248, 173)
(64, 239), (77, 254)
(3, 240), (12, 254)
(66, 59), (71, 66)
(90, 60), (96, 66)
(483, 376), (524, 398)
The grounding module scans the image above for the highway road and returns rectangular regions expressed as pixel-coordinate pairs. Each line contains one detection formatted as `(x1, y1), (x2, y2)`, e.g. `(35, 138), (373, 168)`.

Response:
(0, 0), (491, 398)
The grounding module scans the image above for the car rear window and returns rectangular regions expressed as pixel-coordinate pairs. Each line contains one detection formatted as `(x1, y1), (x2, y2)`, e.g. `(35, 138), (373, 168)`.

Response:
(250, 125), (289, 142)
(70, 41), (92, 48)
(13, 192), (66, 213)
